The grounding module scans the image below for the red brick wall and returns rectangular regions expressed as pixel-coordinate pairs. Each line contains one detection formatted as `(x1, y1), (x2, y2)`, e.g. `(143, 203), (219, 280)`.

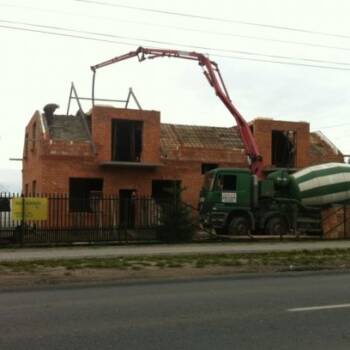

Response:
(309, 132), (343, 165)
(322, 206), (350, 239)
(22, 111), (44, 194)
(91, 106), (161, 164)
(166, 146), (245, 164)
(22, 108), (342, 210)
(252, 118), (310, 169)
(34, 154), (239, 209)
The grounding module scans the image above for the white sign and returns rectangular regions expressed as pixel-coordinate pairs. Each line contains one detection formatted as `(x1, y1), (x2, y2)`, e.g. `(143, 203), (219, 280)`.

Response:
(222, 192), (237, 203)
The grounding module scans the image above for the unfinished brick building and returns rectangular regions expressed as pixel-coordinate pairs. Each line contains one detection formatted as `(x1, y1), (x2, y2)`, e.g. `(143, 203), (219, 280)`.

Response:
(22, 105), (343, 211)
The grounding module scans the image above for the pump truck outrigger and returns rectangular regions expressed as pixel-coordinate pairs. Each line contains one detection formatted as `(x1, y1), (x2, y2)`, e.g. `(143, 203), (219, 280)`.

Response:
(92, 47), (346, 237)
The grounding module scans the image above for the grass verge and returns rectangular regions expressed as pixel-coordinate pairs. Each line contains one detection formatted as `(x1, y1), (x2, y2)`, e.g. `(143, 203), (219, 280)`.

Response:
(1, 248), (350, 274)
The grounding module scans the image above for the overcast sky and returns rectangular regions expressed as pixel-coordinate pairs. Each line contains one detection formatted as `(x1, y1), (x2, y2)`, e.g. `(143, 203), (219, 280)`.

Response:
(1, 0), (350, 191)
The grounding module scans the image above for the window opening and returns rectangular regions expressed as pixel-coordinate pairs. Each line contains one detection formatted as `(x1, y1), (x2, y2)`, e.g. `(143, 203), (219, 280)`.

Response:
(271, 130), (296, 168)
(69, 178), (103, 212)
(111, 120), (143, 161)
(201, 163), (218, 174)
(152, 180), (181, 201)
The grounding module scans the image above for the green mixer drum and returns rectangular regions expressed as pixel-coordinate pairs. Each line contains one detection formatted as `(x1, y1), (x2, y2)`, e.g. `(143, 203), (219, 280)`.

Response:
(289, 163), (350, 206)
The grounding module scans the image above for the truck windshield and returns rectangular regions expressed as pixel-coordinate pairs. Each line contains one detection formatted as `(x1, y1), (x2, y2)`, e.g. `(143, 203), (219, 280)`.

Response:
(203, 172), (215, 191)
(214, 174), (237, 191)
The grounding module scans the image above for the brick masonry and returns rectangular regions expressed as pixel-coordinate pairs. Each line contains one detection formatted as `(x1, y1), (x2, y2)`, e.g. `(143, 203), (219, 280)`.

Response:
(22, 106), (343, 212)
(322, 206), (350, 239)
(252, 118), (310, 169)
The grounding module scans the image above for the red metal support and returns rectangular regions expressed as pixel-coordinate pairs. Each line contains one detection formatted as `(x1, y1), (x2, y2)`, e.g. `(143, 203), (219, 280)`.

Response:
(91, 47), (263, 177)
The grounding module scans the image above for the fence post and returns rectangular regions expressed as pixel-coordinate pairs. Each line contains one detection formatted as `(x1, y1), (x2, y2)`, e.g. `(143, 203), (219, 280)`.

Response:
(123, 198), (128, 242)
(20, 194), (25, 246)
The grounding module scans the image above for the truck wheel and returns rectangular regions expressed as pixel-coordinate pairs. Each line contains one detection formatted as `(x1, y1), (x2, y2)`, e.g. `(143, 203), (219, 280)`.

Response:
(265, 217), (288, 235)
(228, 217), (250, 236)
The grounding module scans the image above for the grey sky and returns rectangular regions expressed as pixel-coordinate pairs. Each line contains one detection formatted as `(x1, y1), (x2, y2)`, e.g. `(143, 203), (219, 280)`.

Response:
(1, 0), (350, 191)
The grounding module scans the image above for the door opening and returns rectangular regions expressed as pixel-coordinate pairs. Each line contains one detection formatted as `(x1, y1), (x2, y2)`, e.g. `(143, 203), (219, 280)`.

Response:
(119, 189), (136, 228)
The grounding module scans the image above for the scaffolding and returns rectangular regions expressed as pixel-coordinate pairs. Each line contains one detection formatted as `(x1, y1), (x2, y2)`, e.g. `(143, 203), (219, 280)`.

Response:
(65, 82), (142, 155)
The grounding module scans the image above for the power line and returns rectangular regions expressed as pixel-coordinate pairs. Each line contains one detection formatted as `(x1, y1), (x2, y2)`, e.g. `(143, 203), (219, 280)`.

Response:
(2, 23), (350, 72)
(2, 19), (350, 68)
(2, 2), (350, 53)
(0, 24), (136, 46)
(213, 54), (350, 72)
(75, 0), (350, 40)
(317, 122), (350, 130)
(146, 26), (350, 54)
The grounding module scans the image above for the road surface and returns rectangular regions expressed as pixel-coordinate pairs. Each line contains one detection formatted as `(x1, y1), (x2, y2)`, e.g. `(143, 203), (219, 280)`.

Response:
(1, 240), (350, 262)
(1, 272), (350, 349)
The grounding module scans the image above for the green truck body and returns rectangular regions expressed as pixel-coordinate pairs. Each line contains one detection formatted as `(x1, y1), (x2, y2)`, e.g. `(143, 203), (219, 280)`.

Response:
(199, 163), (350, 235)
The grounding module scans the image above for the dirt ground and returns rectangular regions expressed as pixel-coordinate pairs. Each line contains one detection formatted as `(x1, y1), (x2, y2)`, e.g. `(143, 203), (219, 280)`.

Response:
(0, 264), (289, 289)
(2, 245), (350, 289)
(0, 263), (340, 290)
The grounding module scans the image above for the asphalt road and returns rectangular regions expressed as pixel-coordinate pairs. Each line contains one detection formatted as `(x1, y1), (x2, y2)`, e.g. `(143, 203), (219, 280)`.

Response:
(1, 272), (350, 349)
(2, 240), (350, 262)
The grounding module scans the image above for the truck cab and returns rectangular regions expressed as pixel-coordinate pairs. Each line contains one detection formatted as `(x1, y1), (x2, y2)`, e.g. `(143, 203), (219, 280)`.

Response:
(199, 168), (256, 235)
(199, 168), (297, 236)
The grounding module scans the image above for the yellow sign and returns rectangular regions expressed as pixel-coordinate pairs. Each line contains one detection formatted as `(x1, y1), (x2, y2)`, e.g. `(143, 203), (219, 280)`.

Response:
(11, 197), (48, 221)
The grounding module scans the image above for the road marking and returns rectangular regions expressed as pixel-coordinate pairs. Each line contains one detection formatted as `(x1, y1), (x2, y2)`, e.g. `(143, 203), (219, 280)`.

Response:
(288, 303), (350, 312)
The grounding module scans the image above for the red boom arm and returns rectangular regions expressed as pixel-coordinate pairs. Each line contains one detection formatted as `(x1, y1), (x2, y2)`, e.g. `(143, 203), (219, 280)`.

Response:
(91, 47), (263, 177)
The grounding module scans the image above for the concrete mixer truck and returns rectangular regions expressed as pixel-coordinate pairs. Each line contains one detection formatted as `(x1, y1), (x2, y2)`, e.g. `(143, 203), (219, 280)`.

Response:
(199, 163), (350, 235)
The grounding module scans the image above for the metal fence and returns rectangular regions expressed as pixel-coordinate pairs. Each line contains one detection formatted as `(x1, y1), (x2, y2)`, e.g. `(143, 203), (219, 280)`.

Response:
(2, 192), (349, 245)
(0, 193), (172, 244)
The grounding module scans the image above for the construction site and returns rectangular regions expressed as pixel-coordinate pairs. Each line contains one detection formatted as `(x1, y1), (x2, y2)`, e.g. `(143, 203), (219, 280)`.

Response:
(1, 47), (349, 244)
(4, 3), (350, 348)
(23, 102), (342, 211)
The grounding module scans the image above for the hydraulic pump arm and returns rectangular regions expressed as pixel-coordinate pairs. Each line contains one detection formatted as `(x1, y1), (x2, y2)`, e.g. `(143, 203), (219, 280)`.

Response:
(91, 46), (263, 177)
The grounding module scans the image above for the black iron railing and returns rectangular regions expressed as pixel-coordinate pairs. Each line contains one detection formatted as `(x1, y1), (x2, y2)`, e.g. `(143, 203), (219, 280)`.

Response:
(0, 193), (175, 244)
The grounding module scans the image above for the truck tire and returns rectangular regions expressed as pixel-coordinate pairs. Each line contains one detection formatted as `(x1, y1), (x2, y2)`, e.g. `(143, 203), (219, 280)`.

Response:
(265, 216), (288, 235)
(228, 217), (250, 236)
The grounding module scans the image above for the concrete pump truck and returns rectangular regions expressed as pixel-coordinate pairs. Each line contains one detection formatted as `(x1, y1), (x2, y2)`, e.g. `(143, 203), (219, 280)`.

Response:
(91, 47), (350, 236)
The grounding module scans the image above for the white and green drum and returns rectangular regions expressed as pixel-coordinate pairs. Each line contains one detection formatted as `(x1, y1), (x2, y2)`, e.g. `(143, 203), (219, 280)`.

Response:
(289, 163), (350, 206)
